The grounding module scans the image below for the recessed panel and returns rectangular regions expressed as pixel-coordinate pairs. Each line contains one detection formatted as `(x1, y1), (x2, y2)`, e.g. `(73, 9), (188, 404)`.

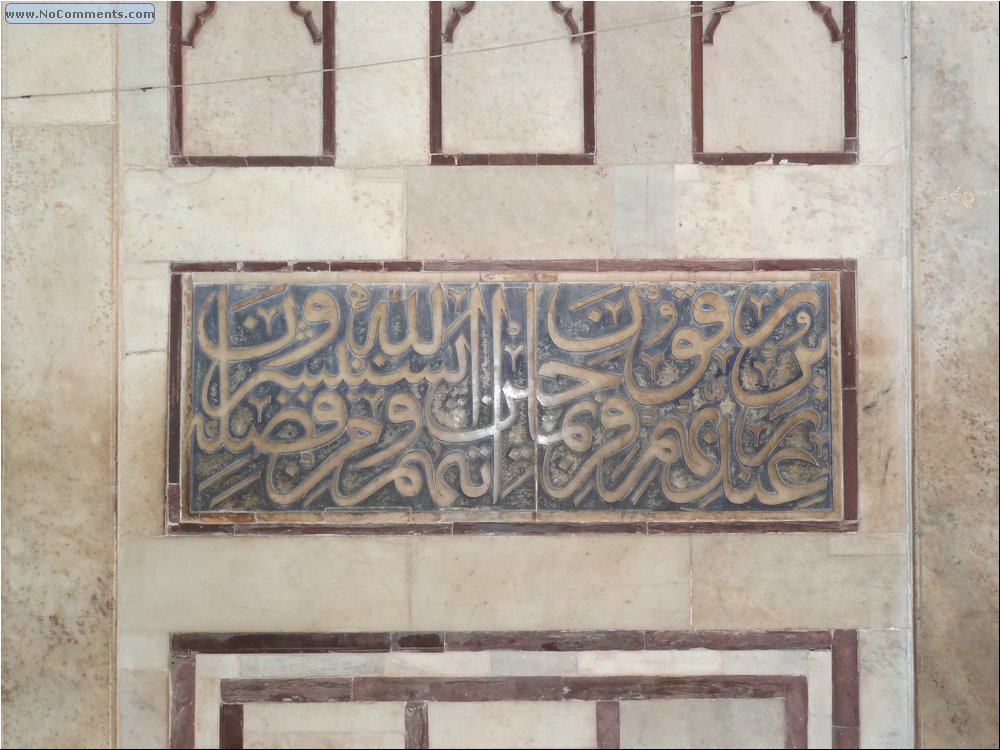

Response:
(176, 268), (850, 526)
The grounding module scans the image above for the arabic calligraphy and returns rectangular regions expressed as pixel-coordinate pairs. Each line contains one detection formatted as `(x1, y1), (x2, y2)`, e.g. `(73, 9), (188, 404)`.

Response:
(184, 275), (841, 517)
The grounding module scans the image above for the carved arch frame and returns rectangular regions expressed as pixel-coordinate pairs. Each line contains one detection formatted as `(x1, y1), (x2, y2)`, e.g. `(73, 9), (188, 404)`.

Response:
(168, 1), (337, 167)
(428, 1), (597, 166)
(690, 1), (858, 165)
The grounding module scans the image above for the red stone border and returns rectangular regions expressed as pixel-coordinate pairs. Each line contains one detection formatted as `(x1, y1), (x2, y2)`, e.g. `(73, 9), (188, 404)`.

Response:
(168, 629), (859, 749)
(690, 1), (858, 165)
(165, 259), (858, 534)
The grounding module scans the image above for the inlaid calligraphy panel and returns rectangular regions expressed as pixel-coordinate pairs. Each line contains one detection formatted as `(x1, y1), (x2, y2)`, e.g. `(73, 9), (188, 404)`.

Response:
(174, 267), (853, 528)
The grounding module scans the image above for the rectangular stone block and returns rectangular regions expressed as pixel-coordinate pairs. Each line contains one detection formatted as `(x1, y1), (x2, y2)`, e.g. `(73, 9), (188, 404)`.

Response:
(595, 2), (690, 164)
(118, 536), (410, 632)
(491, 651), (579, 676)
(428, 701), (596, 749)
(335, 2), (429, 167)
(243, 702), (405, 750)
(691, 534), (908, 629)
(674, 164), (905, 259)
(122, 168), (405, 262)
(410, 536), (690, 630)
(1, 24), (114, 125)
(405, 166), (614, 260)
(118, 668), (169, 750)
(619, 698), (785, 749)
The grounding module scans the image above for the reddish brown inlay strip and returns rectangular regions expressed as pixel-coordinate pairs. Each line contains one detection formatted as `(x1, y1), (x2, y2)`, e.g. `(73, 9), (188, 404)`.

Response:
(784, 675), (810, 749)
(169, 652), (196, 749)
(404, 702), (430, 749)
(444, 630), (646, 652)
(596, 700), (620, 749)
(690, 1), (705, 154)
(219, 703), (244, 750)
(168, 2), (184, 157)
(392, 632), (446, 652)
(428, 2), (443, 155)
(172, 631), (390, 655)
(832, 629), (860, 748)
(166, 272), (182, 485)
(222, 677), (353, 704)
(842, 2), (858, 144)
(645, 630), (834, 651)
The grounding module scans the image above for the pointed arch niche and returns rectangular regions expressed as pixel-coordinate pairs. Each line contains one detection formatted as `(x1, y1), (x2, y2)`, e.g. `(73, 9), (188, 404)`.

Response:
(169, 1), (335, 166)
(429, 1), (596, 166)
(691, 1), (857, 165)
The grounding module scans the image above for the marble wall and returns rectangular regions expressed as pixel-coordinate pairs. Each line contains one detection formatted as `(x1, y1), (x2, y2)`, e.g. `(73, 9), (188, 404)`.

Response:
(910, 3), (1000, 746)
(1, 2), (997, 747)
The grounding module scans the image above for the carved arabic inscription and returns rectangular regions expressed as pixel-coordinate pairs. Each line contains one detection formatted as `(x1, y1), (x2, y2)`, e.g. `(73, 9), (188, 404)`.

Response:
(182, 273), (844, 520)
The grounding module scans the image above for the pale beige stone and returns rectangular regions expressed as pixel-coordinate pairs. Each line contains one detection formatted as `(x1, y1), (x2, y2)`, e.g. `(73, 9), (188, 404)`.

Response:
(119, 3), (171, 168)
(674, 164), (905, 259)
(827, 532), (906, 557)
(857, 2), (906, 165)
(491, 651), (578, 676)
(1, 24), (114, 125)
(619, 698), (785, 749)
(122, 264), (171, 353)
(118, 352), (167, 537)
(122, 167), (405, 262)
(911, 6), (999, 745)
(410, 536), (690, 630)
(703, 3), (843, 153)
(595, 2), (690, 164)
(691, 534), (908, 629)
(719, 649), (809, 675)
(808, 651), (833, 750)
(441, 2), (584, 154)
(405, 166), (614, 260)
(860, 629), (914, 748)
(119, 632), (170, 671)
(239, 652), (385, 678)
(182, 3), (323, 156)
(120, 90), (172, 170)
(1, 613), (114, 748)
(384, 651), (491, 677)
(856, 258), (906, 366)
(428, 701), (596, 749)
(1, 125), (115, 748)
(243, 703), (405, 750)
(855, 258), (907, 531)
(118, 668), (169, 750)
(197, 654), (241, 679)
(245, 731), (402, 750)
(119, 537), (410, 632)
(335, 2), (429, 166)
(577, 649), (722, 676)
(194, 677), (221, 750)
(614, 166), (676, 258)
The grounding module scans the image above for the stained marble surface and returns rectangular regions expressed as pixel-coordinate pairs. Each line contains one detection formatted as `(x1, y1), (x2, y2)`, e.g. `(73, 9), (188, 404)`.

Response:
(1, 125), (116, 747)
(911, 3), (1000, 746)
